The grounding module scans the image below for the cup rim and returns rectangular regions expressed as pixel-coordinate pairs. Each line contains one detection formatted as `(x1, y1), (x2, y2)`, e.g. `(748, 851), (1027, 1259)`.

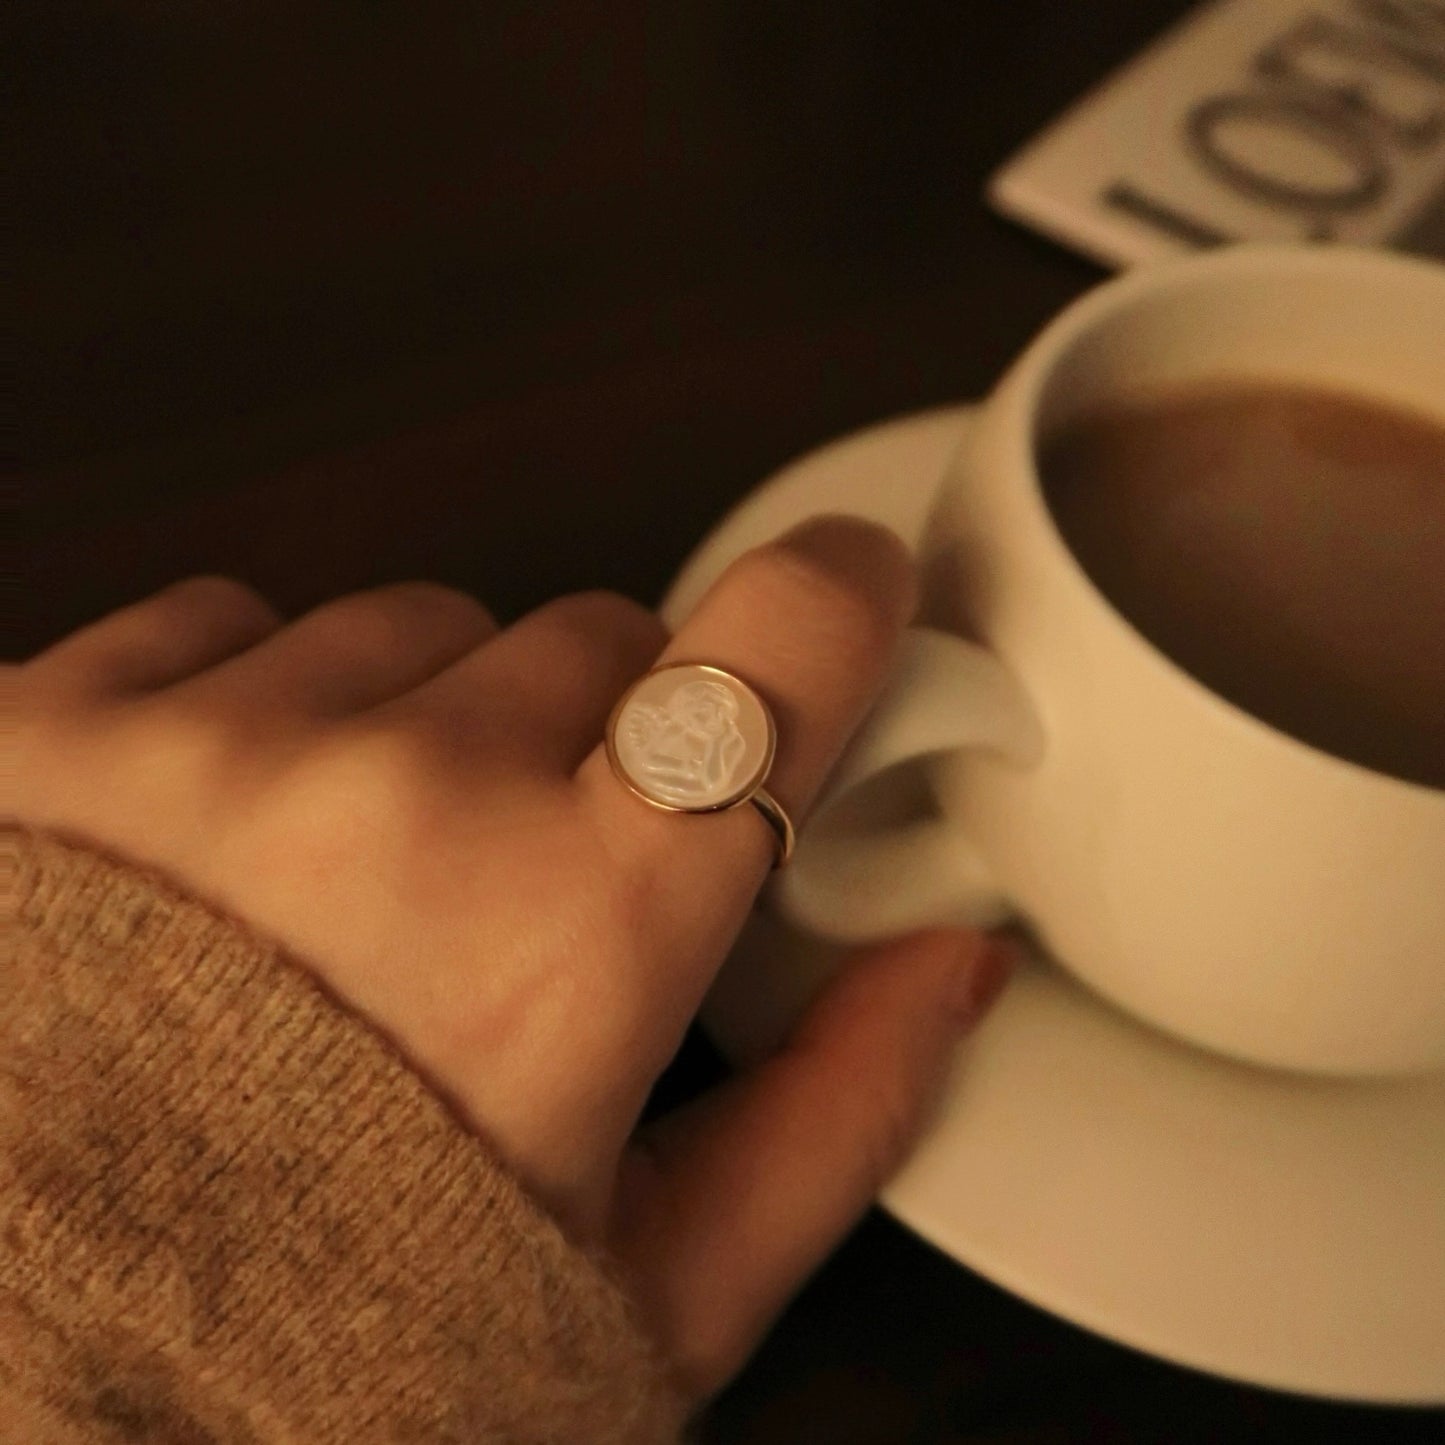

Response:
(991, 243), (1445, 802)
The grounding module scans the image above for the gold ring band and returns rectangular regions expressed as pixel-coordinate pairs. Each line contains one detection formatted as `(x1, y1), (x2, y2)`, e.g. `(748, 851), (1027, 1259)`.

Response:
(748, 786), (795, 868)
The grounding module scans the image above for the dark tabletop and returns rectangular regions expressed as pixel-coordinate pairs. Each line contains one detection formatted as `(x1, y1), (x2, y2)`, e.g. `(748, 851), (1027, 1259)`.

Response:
(14, 3), (1440, 1440)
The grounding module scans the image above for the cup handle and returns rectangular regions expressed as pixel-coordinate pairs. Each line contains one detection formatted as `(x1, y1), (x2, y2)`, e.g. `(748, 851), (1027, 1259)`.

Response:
(774, 626), (1044, 942)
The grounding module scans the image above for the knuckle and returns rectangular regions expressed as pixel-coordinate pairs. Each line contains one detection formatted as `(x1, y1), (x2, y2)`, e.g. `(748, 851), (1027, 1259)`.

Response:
(115, 692), (255, 786)
(274, 718), (447, 847)
(309, 717), (430, 793)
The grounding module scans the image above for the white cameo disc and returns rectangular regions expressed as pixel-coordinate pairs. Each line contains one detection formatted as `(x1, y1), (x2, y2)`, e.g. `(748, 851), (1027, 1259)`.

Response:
(608, 663), (776, 812)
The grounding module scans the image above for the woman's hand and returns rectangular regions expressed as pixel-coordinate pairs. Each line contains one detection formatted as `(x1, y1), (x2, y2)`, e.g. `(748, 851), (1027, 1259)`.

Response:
(10, 516), (1013, 1399)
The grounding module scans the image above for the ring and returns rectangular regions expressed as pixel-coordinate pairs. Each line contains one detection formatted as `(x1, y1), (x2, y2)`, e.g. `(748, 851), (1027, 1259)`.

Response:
(605, 661), (795, 867)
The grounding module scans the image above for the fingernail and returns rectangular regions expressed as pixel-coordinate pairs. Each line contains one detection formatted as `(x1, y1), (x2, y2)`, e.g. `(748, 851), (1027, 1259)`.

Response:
(949, 936), (1020, 1028)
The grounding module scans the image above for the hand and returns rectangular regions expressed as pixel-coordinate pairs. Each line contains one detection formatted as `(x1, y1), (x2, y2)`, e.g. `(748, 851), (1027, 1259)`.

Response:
(10, 516), (1015, 1399)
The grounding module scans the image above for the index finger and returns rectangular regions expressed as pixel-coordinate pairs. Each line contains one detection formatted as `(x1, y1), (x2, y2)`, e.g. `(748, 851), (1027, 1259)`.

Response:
(575, 515), (917, 1012)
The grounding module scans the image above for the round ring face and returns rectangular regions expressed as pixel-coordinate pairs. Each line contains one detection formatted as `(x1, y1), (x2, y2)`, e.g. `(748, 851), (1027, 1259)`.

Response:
(607, 663), (776, 812)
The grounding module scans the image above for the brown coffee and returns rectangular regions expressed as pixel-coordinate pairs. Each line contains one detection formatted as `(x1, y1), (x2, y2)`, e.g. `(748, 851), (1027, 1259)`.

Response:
(1040, 384), (1445, 789)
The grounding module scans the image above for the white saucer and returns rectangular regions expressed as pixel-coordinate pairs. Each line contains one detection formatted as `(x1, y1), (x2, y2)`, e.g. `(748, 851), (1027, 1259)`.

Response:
(662, 407), (1445, 1406)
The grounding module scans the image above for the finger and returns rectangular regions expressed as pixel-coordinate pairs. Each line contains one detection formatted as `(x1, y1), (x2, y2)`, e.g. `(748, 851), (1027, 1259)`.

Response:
(576, 514), (917, 1000)
(388, 591), (668, 773)
(26, 576), (283, 696)
(611, 930), (1017, 1397)
(192, 581), (498, 717)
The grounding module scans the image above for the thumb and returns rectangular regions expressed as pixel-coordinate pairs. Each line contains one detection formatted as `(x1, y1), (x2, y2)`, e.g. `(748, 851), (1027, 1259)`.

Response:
(611, 928), (1017, 1399)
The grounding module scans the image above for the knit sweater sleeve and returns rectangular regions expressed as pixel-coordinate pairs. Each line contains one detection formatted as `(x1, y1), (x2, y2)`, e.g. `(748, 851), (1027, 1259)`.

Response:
(1, 826), (689, 1444)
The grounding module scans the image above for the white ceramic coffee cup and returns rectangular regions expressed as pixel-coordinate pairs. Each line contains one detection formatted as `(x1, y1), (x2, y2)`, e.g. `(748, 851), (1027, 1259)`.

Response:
(776, 244), (1445, 1077)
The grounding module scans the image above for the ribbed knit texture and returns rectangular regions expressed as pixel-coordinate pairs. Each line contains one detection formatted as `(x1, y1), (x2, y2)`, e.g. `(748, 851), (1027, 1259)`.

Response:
(2, 826), (687, 1443)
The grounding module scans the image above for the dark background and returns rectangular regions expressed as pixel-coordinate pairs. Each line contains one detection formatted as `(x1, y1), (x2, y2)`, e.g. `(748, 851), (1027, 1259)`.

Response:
(13, 3), (1441, 1439)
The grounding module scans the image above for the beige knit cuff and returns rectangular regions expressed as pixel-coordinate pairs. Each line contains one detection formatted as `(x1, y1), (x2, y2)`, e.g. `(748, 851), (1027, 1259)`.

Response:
(3, 826), (686, 1444)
